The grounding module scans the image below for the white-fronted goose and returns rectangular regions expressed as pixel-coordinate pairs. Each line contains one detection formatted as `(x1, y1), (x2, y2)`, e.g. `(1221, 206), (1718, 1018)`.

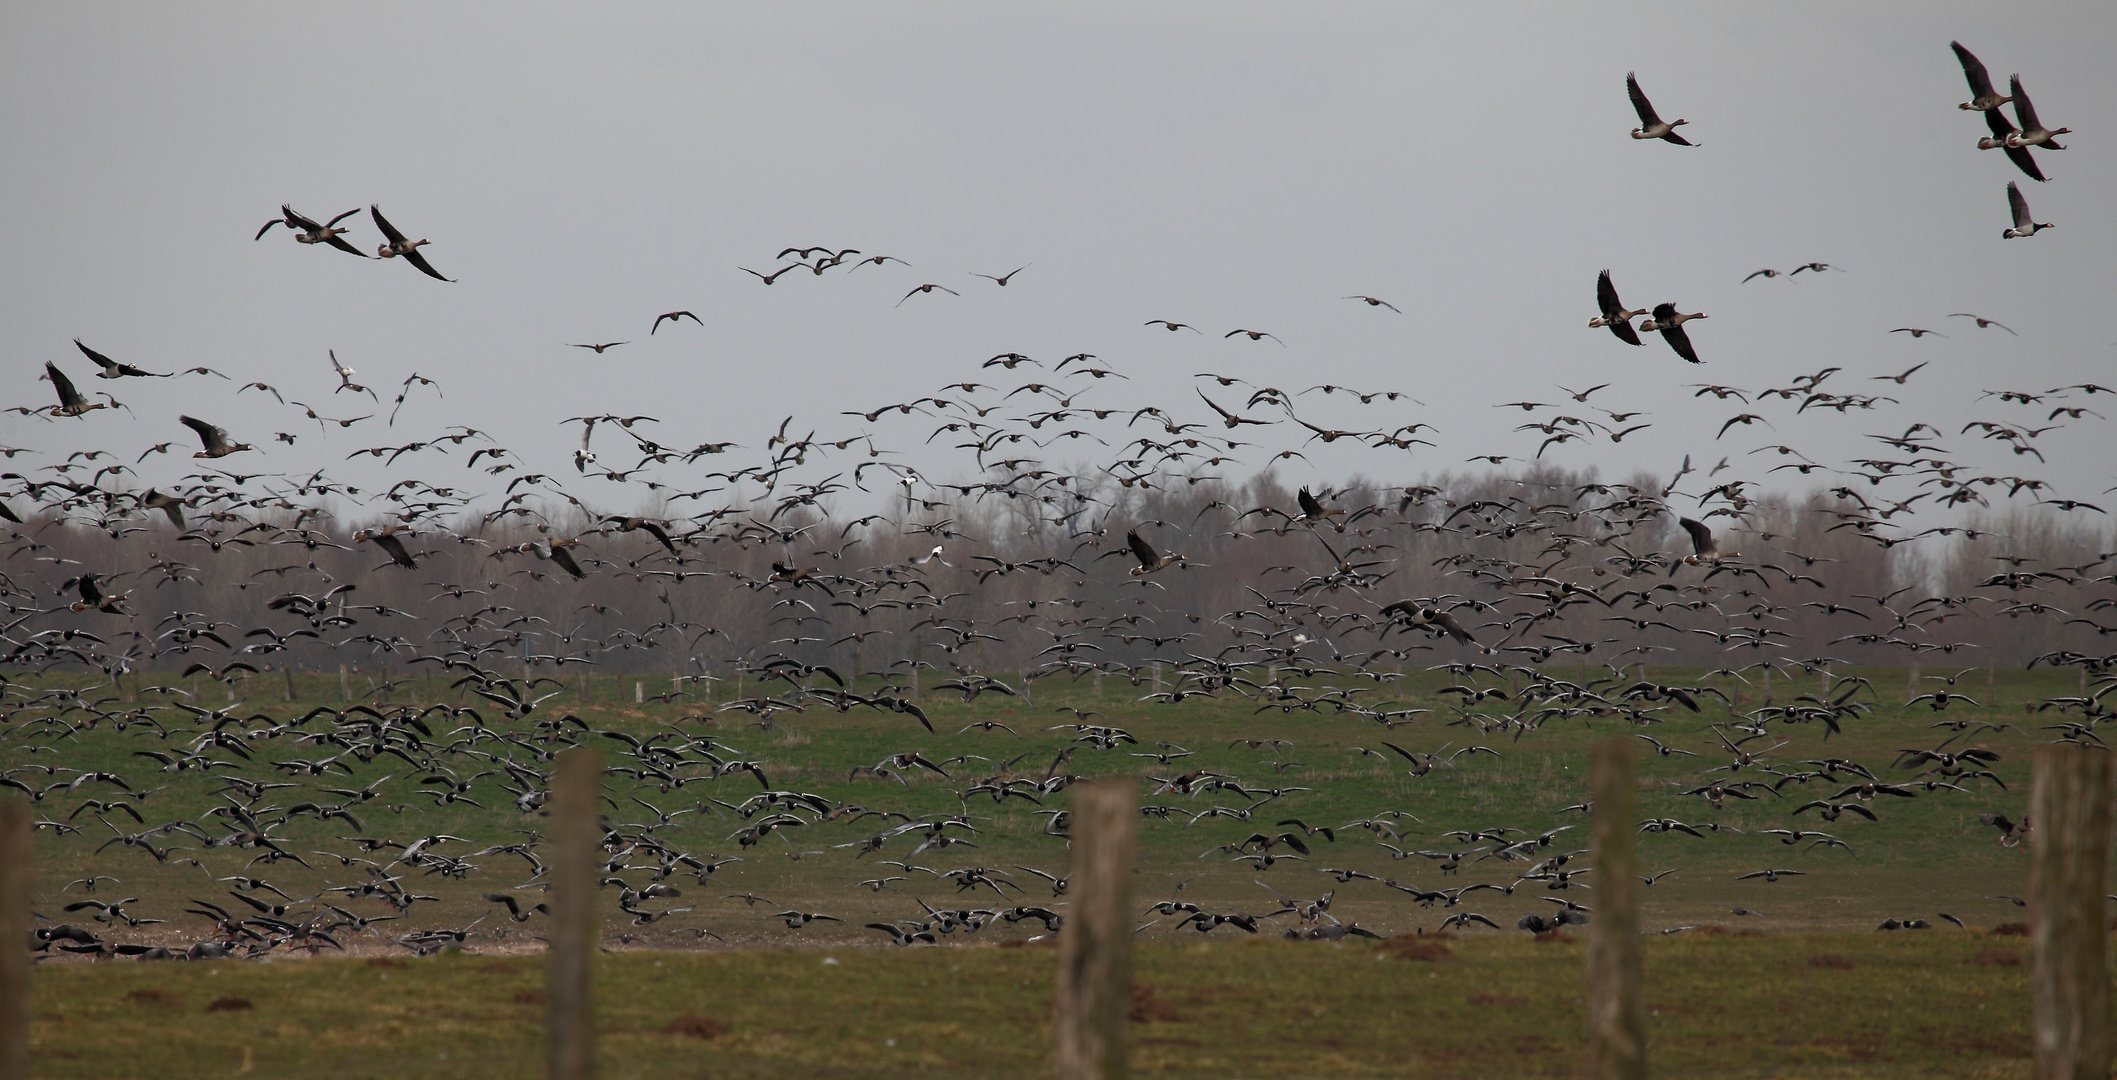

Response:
(1343, 295), (1401, 312)
(2002, 182), (2050, 238)
(1976, 107), (2048, 182)
(1950, 42), (2011, 112)
(355, 525), (420, 570)
(2003, 76), (2069, 150)
(369, 205), (453, 281)
(140, 489), (186, 529)
(525, 538), (587, 579)
(651, 310), (702, 334)
(1626, 73), (1694, 145)
(1950, 313), (2016, 335)
(1640, 303), (1705, 363)
(897, 283), (959, 306)
(260, 204), (367, 257)
(568, 341), (628, 354)
(970, 265), (1028, 286)
(178, 415), (253, 458)
(1590, 270), (1646, 346)
(43, 363), (108, 417)
(1378, 600), (1482, 649)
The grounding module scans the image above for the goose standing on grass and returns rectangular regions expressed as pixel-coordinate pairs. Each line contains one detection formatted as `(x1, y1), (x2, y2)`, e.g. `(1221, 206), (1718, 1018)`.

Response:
(1950, 42), (2011, 112)
(369, 206), (453, 282)
(1976, 107), (2048, 182)
(43, 363), (109, 417)
(1626, 73), (1695, 145)
(2002, 182), (2051, 239)
(179, 416), (252, 458)
(1640, 303), (1706, 363)
(1589, 270), (1646, 346)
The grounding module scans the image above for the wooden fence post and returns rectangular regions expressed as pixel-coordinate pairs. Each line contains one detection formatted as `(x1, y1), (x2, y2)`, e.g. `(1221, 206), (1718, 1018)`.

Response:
(1, 798), (29, 1080)
(2029, 745), (2114, 1080)
(1055, 780), (1139, 1080)
(549, 747), (602, 1080)
(1587, 737), (1646, 1080)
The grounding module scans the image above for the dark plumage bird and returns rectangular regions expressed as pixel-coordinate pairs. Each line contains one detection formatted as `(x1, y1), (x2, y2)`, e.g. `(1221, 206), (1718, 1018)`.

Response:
(2002, 182), (2051, 239)
(1640, 303), (1705, 363)
(179, 416), (253, 458)
(75, 340), (166, 379)
(1977, 106), (2049, 183)
(1590, 270), (1647, 346)
(1950, 42), (2011, 112)
(258, 204), (367, 257)
(651, 310), (703, 334)
(44, 363), (108, 417)
(1126, 530), (1183, 576)
(1678, 518), (1738, 565)
(369, 205), (452, 281)
(1379, 600), (1481, 649)
(355, 527), (419, 570)
(1627, 73), (1695, 145)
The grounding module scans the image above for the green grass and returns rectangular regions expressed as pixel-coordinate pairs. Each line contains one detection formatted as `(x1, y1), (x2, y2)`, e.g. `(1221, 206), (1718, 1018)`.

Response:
(26, 929), (2050, 1078)
(8, 665), (2077, 948)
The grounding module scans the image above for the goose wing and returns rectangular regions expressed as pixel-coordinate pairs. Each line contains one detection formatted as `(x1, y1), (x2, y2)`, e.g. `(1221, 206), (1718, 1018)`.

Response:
(368, 205), (408, 245)
(1678, 517), (1715, 556)
(2006, 182), (2031, 229)
(178, 415), (228, 453)
(1626, 73), (1663, 127)
(1297, 487), (1324, 518)
(2007, 76), (2042, 133)
(1126, 529), (1160, 570)
(281, 205), (323, 231)
(1950, 42), (1998, 103)
(45, 363), (86, 411)
(1597, 271), (1643, 345)
(401, 248), (452, 282)
(1652, 304), (1701, 363)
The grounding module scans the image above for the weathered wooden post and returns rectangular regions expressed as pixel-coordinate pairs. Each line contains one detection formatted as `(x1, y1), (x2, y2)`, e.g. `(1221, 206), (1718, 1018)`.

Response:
(633, 681), (642, 705)
(339, 663), (350, 702)
(2029, 745), (2114, 1080)
(1055, 779), (1139, 1080)
(549, 747), (602, 1080)
(0, 799), (27, 1080)
(1020, 671), (1033, 706)
(1587, 737), (1646, 1080)
(1151, 661), (1162, 695)
(1907, 664), (1920, 695)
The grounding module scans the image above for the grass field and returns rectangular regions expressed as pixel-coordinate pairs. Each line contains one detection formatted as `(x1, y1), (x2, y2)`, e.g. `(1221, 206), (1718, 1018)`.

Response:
(8, 664), (2079, 950)
(26, 929), (2053, 1078)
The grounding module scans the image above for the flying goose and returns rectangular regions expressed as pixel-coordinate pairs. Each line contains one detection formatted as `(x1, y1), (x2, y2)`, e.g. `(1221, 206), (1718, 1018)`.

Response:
(1589, 270), (1646, 346)
(897, 283), (960, 305)
(74, 340), (166, 379)
(1976, 107), (2049, 182)
(970, 265), (1028, 286)
(1378, 600), (1483, 649)
(178, 415), (253, 458)
(1125, 529), (1183, 575)
(67, 573), (128, 614)
(140, 489), (186, 529)
(1678, 517), (1738, 565)
(259, 204), (367, 256)
(1640, 303), (1706, 363)
(1949, 313), (2016, 335)
(1343, 295), (1401, 312)
(568, 342), (628, 354)
(2002, 182), (2051, 238)
(355, 526), (419, 570)
(1626, 73), (1694, 145)
(524, 539), (587, 579)
(1950, 42), (2011, 112)
(650, 310), (702, 334)
(369, 205), (453, 281)
(43, 363), (108, 417)
(2003, 76), (2069, 150)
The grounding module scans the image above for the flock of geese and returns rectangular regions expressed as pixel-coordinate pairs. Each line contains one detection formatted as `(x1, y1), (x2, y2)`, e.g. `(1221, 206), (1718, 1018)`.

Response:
(6, 44), (2108, 963)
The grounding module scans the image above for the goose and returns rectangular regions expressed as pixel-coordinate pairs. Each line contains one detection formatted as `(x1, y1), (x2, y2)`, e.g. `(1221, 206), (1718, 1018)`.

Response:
(601, 515), (676, 553)
(354, 526), (419, 569)
(970, 265), (1028, 286)
(140, 489), (186, 529)
(2002, 76), (2069, 150)
(368, 205), (452, 281)
(1640, 303), (1706, 363)
(896, 283), (959, 305)
(43, 363), (108, 417)
(1678, 517), (1738, 565)
(1377, 600), (1483, 649)
(1949, 42), (2011, 112)
(2001, 182), (2050, 238)
(1343, 295), (1401, 312)
(1589, 270), (1646, 346)
(326, 350), (374, 399)
(568, 341), (628, 354)
(67, 573), (128, 614)
(261, 204), (367, 257)
(650, 310), (702, 334)
(1949, 313), (2016, 335)
(1975, 107), (2048, 182)
(1296, 486), (1346, 530)
(74, 340), (166, 379)
(739, 264), (801, 284)
(1626, 72), (1694, 145)
(524, 538), (587, 579)
(1125, 529), (1183, 575)
(1742, 268), (1782, 283)
(178, 415), (253, 457)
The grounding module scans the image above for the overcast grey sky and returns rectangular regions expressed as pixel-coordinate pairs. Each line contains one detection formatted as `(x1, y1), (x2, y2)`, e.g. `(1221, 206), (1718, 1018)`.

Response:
(3, 2), (2111, 522)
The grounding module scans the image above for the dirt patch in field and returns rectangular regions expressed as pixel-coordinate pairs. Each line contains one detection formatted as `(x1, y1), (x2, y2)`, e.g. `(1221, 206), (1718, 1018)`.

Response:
(1990, 922), (2028, 936)
(1467, 992), (1527, 1007)
(512, 989), (545, 1004)
(662, 1014), (728, 1039)
(365, 957), (408, 968)
(124, 988), (178, 1007)
(1808, 954), (1855, 970)
(205, 996), (253, 1013)
(1379, 935), (1456, 962)
(1533, 930), (1576, 944)
(1971, 947), (2022, 966)
(1129, 984), (1185, 1023)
